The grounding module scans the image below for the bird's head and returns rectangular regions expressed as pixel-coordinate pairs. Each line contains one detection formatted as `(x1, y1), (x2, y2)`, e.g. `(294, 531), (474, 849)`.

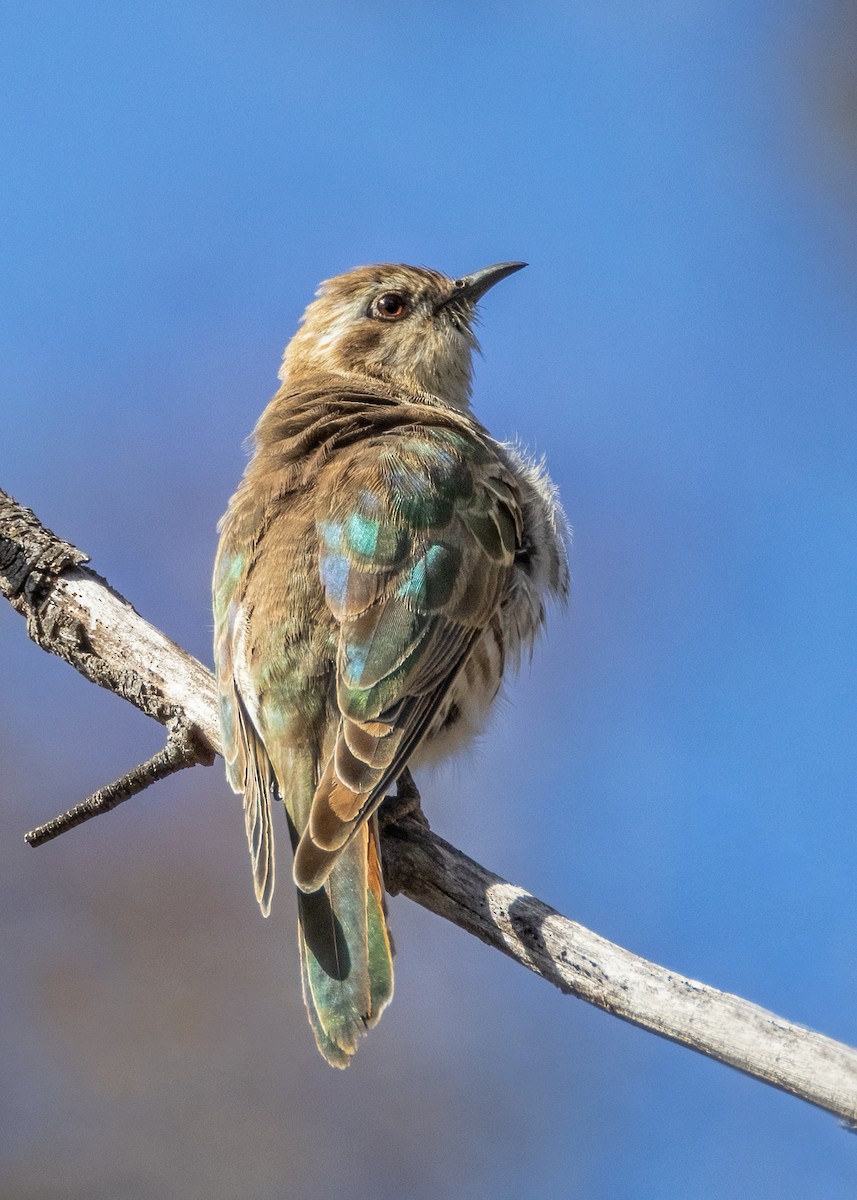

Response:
(279, 261), (527, 410)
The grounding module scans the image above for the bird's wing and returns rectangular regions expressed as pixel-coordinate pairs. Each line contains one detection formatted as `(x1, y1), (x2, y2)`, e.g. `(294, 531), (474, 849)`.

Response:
(293, 425), (521, 892)
(213, 540), (276, 916)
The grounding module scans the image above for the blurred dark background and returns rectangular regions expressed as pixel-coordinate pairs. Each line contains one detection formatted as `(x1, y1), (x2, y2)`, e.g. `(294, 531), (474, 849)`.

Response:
(2, 3), (857, 1197)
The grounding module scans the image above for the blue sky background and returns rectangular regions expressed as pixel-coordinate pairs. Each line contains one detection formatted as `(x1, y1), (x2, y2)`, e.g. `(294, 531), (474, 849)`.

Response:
(2, 3), (857, 1197)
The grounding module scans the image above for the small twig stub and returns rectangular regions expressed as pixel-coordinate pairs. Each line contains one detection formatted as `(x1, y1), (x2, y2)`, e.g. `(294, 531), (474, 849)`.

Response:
(24, 716), (215, 847)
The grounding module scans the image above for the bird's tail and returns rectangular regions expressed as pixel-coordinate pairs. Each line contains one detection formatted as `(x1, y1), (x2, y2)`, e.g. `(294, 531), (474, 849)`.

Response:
(296, 818), (394, 1067)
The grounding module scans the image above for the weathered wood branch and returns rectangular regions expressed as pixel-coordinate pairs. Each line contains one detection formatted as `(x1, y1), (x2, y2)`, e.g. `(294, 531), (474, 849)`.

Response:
(2, 486), (856, 1125)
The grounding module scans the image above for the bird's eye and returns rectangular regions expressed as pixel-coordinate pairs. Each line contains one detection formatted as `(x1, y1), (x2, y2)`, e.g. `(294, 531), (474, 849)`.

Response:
(373, 292), (408, 320)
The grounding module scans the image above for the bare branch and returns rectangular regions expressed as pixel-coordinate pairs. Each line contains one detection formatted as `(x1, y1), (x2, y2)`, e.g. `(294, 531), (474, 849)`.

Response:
(0, 490), (220, 748)
(2, 485), (856, 1125)
(381, 816), (857, 1127)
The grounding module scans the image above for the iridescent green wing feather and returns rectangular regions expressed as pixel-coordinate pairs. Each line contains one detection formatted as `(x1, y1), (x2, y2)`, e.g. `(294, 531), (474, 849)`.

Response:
(293, 425), (521, 891)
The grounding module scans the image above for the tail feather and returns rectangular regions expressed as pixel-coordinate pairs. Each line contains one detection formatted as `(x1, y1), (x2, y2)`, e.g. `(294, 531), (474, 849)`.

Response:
(366, 824), (395, 1019)
(297, 820), (394, 1067)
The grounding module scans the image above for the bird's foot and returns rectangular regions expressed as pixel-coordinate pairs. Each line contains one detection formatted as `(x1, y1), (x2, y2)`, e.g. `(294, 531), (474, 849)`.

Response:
(379, 768), (429, 830)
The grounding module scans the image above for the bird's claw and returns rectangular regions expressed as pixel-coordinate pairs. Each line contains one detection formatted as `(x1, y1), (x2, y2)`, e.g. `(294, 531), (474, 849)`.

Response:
(379, 768), (429, 830)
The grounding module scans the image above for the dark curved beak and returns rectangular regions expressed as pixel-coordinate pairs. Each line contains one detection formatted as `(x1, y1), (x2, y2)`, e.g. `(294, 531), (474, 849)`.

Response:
(451, 260), (528, 304)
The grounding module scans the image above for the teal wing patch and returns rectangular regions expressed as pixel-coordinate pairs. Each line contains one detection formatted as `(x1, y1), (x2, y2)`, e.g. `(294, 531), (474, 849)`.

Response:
(293, 427), (521, 891)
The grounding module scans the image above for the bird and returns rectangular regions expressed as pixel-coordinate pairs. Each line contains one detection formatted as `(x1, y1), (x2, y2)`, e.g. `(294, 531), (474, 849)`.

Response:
(213, 261), (569, 1067)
